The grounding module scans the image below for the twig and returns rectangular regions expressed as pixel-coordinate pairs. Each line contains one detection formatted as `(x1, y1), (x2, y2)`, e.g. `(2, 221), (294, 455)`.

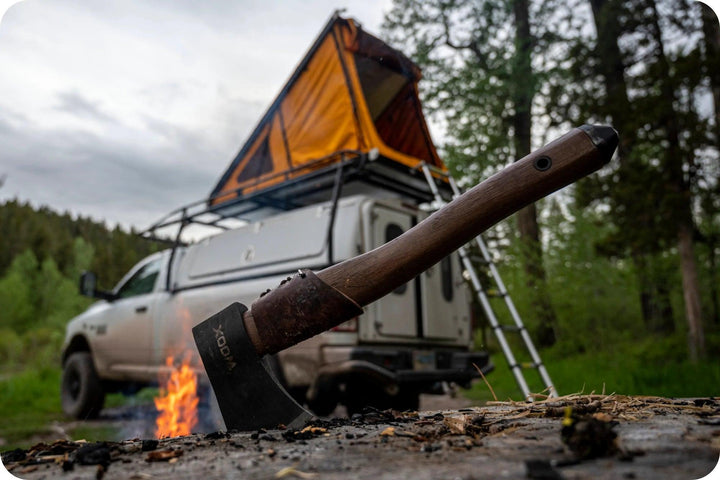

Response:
(473, 363), (498, 402)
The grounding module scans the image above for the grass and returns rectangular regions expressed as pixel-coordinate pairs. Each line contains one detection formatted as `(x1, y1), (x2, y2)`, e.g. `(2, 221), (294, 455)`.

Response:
(0, 367), (67, 450)
(0, 367), (139, 451)
(465, 338), (720, 403)
(105, 387), (158, 409)
(2, 334), (718, 451)
(65, 424), (122, 443)
(0, 365), (163, 451)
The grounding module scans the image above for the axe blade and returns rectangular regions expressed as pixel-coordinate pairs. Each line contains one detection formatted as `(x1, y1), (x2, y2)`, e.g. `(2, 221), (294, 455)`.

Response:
(192, 302), (312, 431)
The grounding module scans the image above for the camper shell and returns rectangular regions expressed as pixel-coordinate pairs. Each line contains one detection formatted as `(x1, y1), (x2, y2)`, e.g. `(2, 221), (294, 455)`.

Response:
(61, 13), (492, 420)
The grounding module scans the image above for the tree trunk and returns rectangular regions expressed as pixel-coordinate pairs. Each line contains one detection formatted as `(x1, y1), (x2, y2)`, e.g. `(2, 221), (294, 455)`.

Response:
(588, 0), (635, 155)
(679, 222), (706, 361)
(708, 233), (720, 324)
(512, 0), (557, 347)
(646, 0), (706, 361)
(700, 4), (720, 326)
(701, 2), (720, 144)
(588, 0), (675, 332)
(633, 253), (675, 334)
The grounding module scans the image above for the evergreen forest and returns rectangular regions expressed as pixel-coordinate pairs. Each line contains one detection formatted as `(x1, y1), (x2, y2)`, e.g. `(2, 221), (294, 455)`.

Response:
(382, 0), (720, 397)
(0, 199), (160, 368)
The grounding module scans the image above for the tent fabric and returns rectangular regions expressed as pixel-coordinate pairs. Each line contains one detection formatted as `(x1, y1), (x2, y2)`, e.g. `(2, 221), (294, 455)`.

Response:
(210, 15), (446, 207)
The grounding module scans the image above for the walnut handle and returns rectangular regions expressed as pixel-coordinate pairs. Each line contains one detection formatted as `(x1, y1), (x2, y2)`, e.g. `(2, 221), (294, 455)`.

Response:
(316, 125), (617, 305)
(245, 125), (617, 355)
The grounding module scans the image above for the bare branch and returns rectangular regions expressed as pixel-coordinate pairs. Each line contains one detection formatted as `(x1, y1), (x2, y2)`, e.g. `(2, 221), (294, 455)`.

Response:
(438, 4), (488, 69)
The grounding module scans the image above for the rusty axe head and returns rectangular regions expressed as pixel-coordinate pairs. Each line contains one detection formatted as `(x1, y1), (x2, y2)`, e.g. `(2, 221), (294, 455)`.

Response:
(193, 125), (619, 432)
(192, 302), (312, 431)
(192, 269), (363, 431)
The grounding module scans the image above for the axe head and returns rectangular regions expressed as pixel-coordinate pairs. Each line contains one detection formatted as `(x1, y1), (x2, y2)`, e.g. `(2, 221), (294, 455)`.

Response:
(192, 302), (312, 431)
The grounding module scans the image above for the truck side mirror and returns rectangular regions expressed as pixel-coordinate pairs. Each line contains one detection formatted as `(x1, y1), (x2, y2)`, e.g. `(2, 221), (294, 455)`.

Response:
(79, 271), (98, 297)
(79, 271), (116, 301)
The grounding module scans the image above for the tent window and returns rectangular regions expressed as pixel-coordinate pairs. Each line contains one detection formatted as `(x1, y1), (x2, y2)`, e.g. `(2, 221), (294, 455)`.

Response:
(354, 55), (409, 121)
(236, 136), (273, 184)
(354, 54), (435, 163)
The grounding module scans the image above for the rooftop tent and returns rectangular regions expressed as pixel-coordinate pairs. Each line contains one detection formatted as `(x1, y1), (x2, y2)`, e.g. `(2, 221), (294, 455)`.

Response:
(209, 14), (447, 210)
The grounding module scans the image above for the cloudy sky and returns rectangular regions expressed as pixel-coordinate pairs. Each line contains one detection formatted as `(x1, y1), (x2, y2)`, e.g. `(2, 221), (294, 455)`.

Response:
(1, 1), (719, 232)
(0, 0), (392, 230)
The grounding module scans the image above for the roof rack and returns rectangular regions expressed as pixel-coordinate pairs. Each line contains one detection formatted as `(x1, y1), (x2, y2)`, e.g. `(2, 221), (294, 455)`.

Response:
(139, 150), (452, 247)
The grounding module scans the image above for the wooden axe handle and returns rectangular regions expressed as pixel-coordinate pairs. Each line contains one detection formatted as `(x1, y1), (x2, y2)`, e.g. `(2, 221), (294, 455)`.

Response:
(316, 125), (616, 305)
(243, 125), (617, 356)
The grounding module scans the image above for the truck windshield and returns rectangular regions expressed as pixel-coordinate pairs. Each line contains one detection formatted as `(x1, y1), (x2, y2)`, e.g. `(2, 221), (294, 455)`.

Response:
(116, 258), (162, 299)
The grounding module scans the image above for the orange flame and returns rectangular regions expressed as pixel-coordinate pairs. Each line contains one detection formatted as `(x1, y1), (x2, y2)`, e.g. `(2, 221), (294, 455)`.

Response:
(154, 355), (199, 438)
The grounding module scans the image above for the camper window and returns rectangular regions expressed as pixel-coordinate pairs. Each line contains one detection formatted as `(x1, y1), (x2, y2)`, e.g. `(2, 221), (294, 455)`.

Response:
(440, 256), (454, 302)
(385, 222), (407, 295)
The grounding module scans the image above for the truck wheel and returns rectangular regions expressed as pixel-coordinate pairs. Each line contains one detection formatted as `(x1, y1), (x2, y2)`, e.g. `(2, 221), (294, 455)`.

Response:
(61, 352), (105, 419)
(307, 390), (338, 417)
(344, 381), (391, 416)
(392, 390), (420, 412)
(306, 375), (338, 416)
(198, 386), (226, 433)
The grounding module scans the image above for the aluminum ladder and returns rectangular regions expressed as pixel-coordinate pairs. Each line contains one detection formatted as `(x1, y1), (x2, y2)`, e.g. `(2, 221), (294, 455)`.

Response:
(419, 163), (557, 401)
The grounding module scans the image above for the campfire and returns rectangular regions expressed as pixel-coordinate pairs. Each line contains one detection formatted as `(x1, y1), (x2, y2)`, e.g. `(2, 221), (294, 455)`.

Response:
(154, 355), (199, 438)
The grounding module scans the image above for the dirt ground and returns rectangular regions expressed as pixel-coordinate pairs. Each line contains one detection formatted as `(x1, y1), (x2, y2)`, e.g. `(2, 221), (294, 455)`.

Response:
(3, 395), (719, 480)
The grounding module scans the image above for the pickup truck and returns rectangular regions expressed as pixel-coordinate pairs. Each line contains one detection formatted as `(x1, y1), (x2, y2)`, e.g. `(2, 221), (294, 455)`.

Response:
(61, 194), (492, 421)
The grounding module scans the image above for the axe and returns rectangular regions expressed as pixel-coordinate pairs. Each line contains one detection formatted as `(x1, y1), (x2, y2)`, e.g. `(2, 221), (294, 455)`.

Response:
(193, 124), (618, 431)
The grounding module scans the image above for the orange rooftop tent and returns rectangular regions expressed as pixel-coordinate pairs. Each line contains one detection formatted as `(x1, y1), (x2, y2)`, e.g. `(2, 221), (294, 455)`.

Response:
(141, 14), (452, 243)
(208, 13), (448, 216)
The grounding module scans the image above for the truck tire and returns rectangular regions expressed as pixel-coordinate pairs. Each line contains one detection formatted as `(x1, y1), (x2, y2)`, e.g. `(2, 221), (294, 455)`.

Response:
(61, 352), (105, 419)
(307, 381), (338, 417)
(197, 386), (226, 433)
(392, 390), (420, 412)
(344, 381), (391, 416)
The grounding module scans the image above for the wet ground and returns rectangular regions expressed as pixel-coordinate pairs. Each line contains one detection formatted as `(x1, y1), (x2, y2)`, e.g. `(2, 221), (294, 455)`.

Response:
(3, 395), (719, 480)
(32, 392), (473, 444)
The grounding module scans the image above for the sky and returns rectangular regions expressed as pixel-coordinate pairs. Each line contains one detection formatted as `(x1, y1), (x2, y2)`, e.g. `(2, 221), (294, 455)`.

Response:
(1, 0), (719, 233)
(0, 0), (393, 230)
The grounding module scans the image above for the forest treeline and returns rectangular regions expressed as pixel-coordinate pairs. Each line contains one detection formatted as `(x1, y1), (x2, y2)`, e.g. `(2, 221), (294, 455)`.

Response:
(0, 199), (160, 366)
(0, 199), (160, 288)
(383, 0), (720, 362)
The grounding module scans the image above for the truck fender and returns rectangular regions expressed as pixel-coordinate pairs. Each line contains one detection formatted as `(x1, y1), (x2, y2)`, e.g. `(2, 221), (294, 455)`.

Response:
(62, 335), (92, 366)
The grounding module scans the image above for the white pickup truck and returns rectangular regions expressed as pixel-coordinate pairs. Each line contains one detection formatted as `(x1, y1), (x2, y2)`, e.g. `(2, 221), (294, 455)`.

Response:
(61, 194), (492, 420)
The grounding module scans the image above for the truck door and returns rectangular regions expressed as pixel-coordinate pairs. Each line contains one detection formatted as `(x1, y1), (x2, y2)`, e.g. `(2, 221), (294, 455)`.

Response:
(367, 206), (418, 339)
(89, 255), (164, 376)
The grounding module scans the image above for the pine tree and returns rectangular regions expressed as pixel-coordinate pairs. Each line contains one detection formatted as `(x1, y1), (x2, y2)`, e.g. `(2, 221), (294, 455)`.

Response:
(570, 0), (715, 359)
(383, 0), (564, 345)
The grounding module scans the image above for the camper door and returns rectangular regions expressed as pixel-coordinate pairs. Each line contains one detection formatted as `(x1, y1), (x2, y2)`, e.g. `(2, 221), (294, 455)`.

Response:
(362, 204), (418, 341)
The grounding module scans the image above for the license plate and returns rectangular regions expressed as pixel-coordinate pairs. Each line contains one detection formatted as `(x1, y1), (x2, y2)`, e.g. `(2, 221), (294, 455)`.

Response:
(412, 351), (436, 371)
